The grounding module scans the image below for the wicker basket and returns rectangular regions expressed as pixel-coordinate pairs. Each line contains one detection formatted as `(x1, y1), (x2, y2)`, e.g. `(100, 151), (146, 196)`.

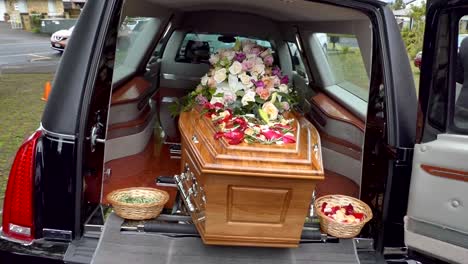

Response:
(314, 195), (373, 238)
(107, 187), (169, 220)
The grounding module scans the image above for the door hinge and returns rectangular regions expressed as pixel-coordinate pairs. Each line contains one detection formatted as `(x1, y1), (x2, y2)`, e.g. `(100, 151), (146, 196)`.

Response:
(386, 146), (413, 165)
(88, 111), (106, 152)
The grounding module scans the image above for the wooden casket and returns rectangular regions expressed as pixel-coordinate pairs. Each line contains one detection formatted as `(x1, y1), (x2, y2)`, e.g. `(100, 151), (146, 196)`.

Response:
(177, 109), (324, 248)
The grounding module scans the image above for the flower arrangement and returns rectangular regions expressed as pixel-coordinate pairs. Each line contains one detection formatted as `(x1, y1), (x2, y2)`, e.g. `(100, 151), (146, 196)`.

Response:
(178, 39), (298, 145)
(320, 202), (365, 224)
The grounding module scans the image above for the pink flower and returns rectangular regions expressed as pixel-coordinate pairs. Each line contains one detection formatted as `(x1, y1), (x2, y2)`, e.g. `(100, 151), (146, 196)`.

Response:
(242, 59), (254, 71)
(223, 92), (236, 104)
(196, 95), (208, 105)
(282, 102), (290, 111)
(256, 87), (271, 100)
(262, 130), (282, 140)
(282, 134), (296, 143)
(251, 47), (262, 55)
(264, 55), (274, 66)
(280, 75), (289, 85)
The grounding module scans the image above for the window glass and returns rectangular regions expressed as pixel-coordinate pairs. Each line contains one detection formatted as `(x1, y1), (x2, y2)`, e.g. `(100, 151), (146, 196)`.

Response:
(314, 33), (369, 101)
(287, 42), (309, 82)
(113, 16), (161, 83)
(175, 33), (272, 64)
(454, 15), (468, 130)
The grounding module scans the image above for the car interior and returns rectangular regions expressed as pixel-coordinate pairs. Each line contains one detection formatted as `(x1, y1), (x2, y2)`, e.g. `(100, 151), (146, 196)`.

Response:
(90, 0), (373, 214)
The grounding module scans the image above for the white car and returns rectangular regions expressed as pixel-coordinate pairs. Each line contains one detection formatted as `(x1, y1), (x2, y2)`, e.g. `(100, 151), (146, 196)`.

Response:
(50, 26), (74, 52)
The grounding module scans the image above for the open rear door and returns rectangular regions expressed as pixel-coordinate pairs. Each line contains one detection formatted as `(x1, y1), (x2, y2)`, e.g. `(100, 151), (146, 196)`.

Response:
(405, 0), (468, 262)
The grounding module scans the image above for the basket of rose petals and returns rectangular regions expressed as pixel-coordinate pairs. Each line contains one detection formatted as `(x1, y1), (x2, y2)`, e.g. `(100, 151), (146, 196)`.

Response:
(314, 195), (372, 238)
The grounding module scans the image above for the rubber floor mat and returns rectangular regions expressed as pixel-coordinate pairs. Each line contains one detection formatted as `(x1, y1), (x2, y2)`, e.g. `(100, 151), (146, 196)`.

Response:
(91, 213), (360, 264)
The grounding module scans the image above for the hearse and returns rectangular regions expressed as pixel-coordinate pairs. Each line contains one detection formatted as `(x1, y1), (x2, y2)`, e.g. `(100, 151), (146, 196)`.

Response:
(1, 0), (467, 263)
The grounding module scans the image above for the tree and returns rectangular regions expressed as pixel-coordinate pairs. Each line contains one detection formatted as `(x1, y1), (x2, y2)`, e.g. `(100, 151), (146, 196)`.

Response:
(401, 1), (426, 58)
(391, 0), (406, 10)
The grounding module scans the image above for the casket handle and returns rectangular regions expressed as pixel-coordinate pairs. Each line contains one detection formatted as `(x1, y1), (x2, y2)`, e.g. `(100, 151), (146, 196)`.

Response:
(192, 135), (199, 144)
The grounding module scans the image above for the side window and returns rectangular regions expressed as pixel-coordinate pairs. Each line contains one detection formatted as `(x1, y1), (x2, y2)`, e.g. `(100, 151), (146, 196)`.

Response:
(313, 33), (370, 102)
(113, 16), (161, 83)
(454, 15), (468, 131)
(287, 42), (309, 82)
(175, 33), (272, 64)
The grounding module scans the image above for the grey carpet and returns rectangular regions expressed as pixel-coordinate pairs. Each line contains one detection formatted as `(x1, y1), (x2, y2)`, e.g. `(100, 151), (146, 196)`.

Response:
(92, 213), (360, 264)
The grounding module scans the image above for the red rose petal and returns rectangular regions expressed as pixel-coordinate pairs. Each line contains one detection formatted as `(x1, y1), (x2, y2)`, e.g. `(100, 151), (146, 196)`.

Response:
(282, 134), (296, 143)
(353, 213), (364, 220)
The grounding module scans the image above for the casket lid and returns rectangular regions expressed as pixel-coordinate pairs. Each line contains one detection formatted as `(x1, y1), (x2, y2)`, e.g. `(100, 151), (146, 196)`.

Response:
(179, 109), (324, 180)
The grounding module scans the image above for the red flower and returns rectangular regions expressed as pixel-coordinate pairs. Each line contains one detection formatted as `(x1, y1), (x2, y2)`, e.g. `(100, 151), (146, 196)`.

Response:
(214, 132), (224, 140)
(331, 206), (340, 214)
(353, 213), (364, 220)
(282, 134), (296, 143)
(233, 117), (248, 130)
(204, 102), (215, 110)
(321, 202), (328, 212)
(223, 131), (244, 145)
(213, 102), (224, 109)
(262, 130), (282, 140)
(344, 203), (354, 215)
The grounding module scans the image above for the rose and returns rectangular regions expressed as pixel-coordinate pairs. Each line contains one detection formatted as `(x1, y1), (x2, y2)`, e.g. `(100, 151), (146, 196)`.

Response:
(209, 54), (219, 65)
(282, 101), (290, 111)
(241, 59), (254, 71)
(241, 90), (256, 106)
(210, 95), (225, 105)
(252, 63), (265, 77)
(263, 55), (274, 66)
(262, 101), (279, 120)
(222, 50), (236, 61)
(201, 74), (209, 86)
(196, 94), (208, 105)
(278, 84), (288, 93)
(234, 52), (246, 62)
(214, 68), (227, 83)
(223, 91), (236, 104)
(239, 73), (253, 87)
(259, 49), (271, 58)
(280, 75), (289, 84)
(251, 47), (262, 55)
(229, 61), (243, 75)
(272, 66), (281, 76)
(262, 77), (275, 90)
(207, 77), (217, 88)
(256, 87), (271, 100)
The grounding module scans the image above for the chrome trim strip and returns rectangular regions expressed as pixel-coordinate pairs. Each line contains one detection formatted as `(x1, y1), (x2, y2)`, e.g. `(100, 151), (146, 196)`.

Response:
(40, 123), (76, 142)
(161, 73), (201, 82)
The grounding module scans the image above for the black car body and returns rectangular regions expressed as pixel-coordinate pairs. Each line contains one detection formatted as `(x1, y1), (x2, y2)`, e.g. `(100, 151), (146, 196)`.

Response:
(1, 0), (467, 263)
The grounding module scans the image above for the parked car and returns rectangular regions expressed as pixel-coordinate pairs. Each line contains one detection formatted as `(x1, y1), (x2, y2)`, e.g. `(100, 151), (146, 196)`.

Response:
(1, 0), (466, 263)
(50, 26), (74, 52)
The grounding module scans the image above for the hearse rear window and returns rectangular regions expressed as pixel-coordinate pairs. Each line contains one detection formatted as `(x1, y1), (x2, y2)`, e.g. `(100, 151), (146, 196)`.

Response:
(175, 33), (272, 63)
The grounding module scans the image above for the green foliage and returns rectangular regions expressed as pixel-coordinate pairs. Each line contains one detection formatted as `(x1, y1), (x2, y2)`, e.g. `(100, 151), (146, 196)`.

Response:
(390, 0), (406, 10)
(401, 2), (426, 59)
(341, 46), (350, 54)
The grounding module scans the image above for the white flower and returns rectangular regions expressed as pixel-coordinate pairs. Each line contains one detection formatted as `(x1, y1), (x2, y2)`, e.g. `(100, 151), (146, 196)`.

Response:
(201, 74), (209, 86)
(241, 90), (256, 106)
(228, 74), (244, 92)
(214, 68), (227, 83)
(223, 50), (235, 61)
(239, 73), (253, 88)
(252, 63), (265, 77)
(210, 94), (225, 105)
(229, 61), (243, 75)
(209, 54), (220, 65)
(262, 102), (279, 121)
(278, 84), (288, 93)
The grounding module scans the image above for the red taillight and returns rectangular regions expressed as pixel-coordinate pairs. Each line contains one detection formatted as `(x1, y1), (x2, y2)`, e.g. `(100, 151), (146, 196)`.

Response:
(2, 130), (41, 243)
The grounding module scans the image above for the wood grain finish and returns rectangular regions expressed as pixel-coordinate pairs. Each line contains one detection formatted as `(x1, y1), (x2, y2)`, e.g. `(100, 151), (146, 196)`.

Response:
(311, 93), (365, 131)
(421, 164), (468, 182)
(111, 77), (151, 106)
(179, 109), (324, 247)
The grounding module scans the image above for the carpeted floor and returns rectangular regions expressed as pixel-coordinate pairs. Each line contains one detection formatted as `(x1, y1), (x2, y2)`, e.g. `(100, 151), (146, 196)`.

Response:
(92, 213), (360, 264)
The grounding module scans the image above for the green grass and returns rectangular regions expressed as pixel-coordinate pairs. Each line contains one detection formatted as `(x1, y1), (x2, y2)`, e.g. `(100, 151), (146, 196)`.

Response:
(0, 73), (53, 209)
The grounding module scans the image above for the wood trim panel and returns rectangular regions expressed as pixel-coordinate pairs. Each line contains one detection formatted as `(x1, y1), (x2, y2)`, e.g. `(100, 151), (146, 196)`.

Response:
(111, 77), (151, 106)
(421, 164), (468, 182)
(310, 93), (365, 131)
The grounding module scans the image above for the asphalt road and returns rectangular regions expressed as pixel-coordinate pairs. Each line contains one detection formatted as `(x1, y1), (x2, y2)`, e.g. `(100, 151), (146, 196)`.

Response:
(0, 22), (61, 73)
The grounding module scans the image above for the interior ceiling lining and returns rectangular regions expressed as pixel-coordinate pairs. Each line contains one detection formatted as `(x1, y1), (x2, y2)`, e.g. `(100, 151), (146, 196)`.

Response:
(148, 0), (368, 22)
